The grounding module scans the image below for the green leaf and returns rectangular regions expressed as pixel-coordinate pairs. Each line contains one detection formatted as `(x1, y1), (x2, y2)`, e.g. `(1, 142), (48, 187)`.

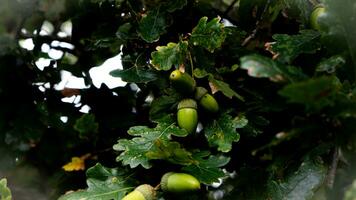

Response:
(116, 22), (134, 42)
(0, 178), (12, 200)
(208, 76), (244, 101)
(74, 114), (99, 138)
(323, 0), (356, 72)
(113, 116), (189, 169)
(151, 41), (188, 71)
(344, 179), (356, 200)
(316, 55), (346, 74)
(182, 151), (230, 184)
(149, 92), (181, 120)
(279, 76), (341, 111)
(193, 68), (209, 78)
(145, 140), (192, 165)
(270, 30), (321, 64)
(138, 8), (168, 43)
(268, 159), (327, 200)
(0, 36), (16, 56)
(216, 64), (239, 74)
(204, 112), (246, 152)
(283, 0), (313, 25)
(163, 0), (187, 12)
(240, 54), (307, 82)
(190, 17), (226, 52)
(110, 67), (158, 83)
(58, 163), (134, 200)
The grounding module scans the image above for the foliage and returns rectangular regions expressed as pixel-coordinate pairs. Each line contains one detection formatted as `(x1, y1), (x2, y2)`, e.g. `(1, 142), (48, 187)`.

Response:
(268, 159), (327, 200)
(1, 0), (356, 199)
(0, 178), (12, 200)
(59, 163), (135, 200)
(344, 179), (356, 200)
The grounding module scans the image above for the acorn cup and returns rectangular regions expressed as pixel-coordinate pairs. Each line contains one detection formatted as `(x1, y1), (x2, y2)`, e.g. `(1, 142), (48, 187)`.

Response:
(122, 184), (156, 200)
(160, 172), (201, 193)
(194, 87), (219, 113)
(177, 99), (198, 134)
(170, 70), (196, 95)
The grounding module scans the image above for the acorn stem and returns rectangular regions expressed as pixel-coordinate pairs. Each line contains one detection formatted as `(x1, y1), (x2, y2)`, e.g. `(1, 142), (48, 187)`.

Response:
(188, 52), (194, 79)
(154, 184), (161, 191)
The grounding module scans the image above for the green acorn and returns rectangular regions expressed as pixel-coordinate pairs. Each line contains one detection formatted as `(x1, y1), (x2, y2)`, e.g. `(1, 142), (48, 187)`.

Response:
(170, 70), (196, 95)
(194, 87), (219, 113)
(177, 99), (198, 134)
(310, 5), (326, 30)
(161, 172), (201, 193)
(122, 184), (156, 200)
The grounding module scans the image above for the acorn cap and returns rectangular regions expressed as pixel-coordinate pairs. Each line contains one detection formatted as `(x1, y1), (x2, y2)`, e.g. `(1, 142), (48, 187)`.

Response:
(160, 172), (174, 192)
(194, 87), (208, 101)
(177, 99), (197, 110)
(135, 184), (156, 200)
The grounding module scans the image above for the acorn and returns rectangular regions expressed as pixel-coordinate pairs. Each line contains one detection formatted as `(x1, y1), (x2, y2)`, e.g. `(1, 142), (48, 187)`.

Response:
(310, 5), (326, 30)
(169, 70), (196, 95)
(194, 87), (219, 113)
(160, 172), (201, 193)
(122, 184), (156, 200)
(177, 99), (198, 134)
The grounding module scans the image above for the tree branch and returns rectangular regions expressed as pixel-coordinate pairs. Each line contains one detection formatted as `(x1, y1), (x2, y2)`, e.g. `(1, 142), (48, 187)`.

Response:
(326, 147), (340, 189)
(223, 0), (239, 16)
(242, 0), (271, 46)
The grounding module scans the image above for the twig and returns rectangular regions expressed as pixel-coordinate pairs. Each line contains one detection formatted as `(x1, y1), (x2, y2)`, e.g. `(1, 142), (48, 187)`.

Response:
(154, 183), (160, 190)
(223, 0), (239, 16)
(241, 0), (271, 46)
(326, 147), (340, 189)
(308, 0), (321, 7)
(188, 52), (194, 77)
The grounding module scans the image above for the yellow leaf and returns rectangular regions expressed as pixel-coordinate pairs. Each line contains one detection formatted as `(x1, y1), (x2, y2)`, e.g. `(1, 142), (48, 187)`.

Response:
(62, 154), (90, 172)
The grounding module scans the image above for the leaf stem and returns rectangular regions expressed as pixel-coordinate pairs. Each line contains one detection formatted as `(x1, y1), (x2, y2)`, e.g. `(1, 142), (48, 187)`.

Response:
(154, 183), (161, 190)
(188, 52), (194, 78)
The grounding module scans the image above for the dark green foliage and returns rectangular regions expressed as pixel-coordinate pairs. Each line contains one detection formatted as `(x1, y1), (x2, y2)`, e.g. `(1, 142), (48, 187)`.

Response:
(1, 0), (356, 199)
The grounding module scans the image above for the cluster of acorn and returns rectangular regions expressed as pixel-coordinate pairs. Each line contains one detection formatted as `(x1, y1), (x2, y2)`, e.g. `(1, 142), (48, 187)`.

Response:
(123, 70), (218, 199)
(170, 69), (219, 134)
(122, 172), (201, 200)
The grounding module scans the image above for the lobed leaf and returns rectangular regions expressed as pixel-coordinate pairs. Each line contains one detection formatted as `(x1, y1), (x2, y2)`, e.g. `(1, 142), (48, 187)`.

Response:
(190, 17), (226, 52)
(74, 114), (99, 139)
(208, 76), (244, 101)
(182, 152), (230, 184)
(151, 41), (188, 71)
(110, 67), (158, 83)
(138, 8), (168, 43)
(279, 76), (341, 111)
(113, 116), (189, 169)
(58, 163), (134, 200)
(315, 55), (346, 74)
(268, 159), (327, 200)
(269, 30), (321, 64)
(240, 54), (307, 82)
(204, 112), (246, 152)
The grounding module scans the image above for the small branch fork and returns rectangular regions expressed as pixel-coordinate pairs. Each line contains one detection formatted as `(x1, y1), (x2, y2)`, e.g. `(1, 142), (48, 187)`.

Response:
(242, 0), (271, 46)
